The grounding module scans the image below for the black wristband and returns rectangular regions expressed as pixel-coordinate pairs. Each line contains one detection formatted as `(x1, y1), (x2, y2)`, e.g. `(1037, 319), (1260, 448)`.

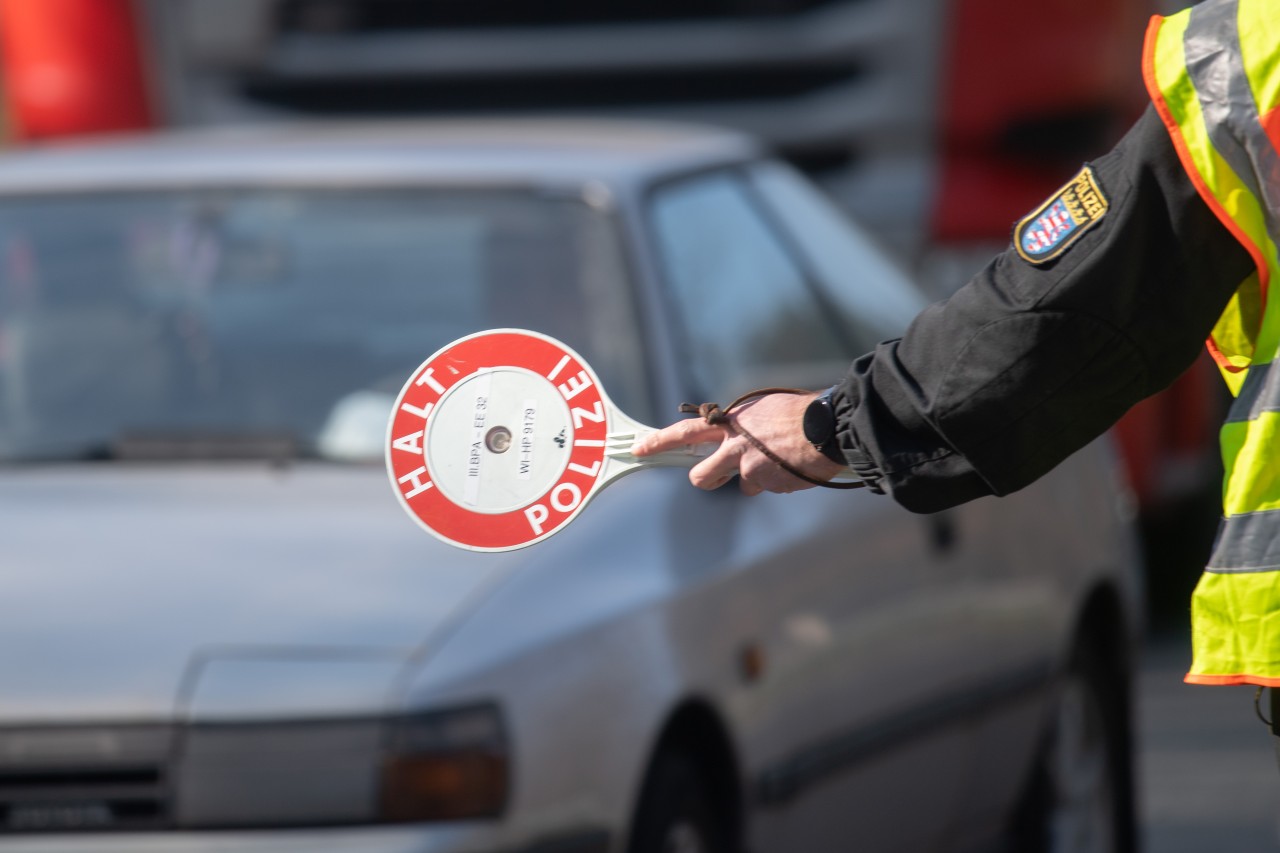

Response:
(803, 386), (845, 464)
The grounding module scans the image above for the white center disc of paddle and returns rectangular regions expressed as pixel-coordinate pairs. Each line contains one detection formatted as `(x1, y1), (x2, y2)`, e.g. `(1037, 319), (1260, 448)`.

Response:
(426, 367), (573, 514)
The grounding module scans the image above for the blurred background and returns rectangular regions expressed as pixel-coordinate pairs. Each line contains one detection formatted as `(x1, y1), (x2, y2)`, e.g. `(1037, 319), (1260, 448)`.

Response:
(0, 0), (1273, 849)
(0, 0), (1229, 569)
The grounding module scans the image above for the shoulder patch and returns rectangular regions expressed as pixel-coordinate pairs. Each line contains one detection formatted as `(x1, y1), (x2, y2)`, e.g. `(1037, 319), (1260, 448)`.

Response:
(1014, 166), (1109, 264)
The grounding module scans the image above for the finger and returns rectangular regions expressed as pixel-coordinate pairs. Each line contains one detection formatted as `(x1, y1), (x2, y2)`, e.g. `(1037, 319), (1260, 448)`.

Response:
(688, 440), (742, 490)
(739, 478), (765, 497)
(631, 419), (726, 457)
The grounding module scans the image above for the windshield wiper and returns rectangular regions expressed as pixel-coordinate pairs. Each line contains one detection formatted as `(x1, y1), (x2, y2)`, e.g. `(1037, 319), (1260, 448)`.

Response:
(108, 430), (302, 462)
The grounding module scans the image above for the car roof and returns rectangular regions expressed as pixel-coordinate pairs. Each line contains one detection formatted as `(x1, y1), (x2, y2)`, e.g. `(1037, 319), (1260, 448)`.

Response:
(0, 119), (764, 195)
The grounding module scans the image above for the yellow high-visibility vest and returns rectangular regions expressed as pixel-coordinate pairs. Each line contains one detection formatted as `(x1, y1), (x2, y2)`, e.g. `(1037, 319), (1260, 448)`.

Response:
(1143, 0), (1280, 686)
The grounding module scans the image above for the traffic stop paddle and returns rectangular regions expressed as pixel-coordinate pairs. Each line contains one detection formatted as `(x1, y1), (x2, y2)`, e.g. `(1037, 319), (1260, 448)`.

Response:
(386, 329), (714, 552)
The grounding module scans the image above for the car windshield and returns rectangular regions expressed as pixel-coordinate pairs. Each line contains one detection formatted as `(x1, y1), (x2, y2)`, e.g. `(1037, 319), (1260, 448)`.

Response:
(0, 188), (643, 462)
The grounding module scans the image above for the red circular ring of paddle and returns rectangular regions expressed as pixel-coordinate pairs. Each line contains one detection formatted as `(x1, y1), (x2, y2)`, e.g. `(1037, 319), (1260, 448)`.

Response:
(386, 329), (609, 551)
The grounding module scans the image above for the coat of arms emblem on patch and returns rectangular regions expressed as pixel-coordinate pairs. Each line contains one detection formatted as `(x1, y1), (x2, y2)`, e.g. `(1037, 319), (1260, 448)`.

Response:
(1015, 166), (1109, 264)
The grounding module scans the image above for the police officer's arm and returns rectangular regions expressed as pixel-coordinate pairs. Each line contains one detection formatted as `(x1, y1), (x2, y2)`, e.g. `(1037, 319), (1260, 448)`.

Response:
(634, 106), (1253, 507)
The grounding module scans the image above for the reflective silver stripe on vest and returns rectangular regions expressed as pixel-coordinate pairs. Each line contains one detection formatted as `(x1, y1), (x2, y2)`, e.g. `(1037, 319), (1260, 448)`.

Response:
(1207, 506), (1280, 572)
(1225, 359), (1280, 423)
(1184, 0), (1280, 253)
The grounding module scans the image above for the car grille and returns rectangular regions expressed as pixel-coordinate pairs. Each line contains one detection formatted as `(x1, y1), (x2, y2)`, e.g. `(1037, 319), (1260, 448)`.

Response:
(239, 0), (873, 117)
(0, 726), (172, 833)
(277, 0), (849, 32)
(241, 62), (866, 115)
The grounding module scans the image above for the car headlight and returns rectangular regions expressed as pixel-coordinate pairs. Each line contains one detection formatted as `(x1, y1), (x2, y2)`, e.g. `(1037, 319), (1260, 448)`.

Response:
(379, 702), (509, 822)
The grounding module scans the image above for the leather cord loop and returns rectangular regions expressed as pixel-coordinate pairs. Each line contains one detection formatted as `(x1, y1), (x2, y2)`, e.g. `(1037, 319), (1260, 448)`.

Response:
(678, 388), (865, 490)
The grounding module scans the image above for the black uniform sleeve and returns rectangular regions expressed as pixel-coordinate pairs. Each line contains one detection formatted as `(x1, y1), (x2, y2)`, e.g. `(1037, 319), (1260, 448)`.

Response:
(830, 105), (1254, 513)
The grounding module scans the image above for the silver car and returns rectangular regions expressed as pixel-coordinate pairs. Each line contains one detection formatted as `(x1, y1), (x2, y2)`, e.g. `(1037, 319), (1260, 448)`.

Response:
(0, 121), (1141, 852)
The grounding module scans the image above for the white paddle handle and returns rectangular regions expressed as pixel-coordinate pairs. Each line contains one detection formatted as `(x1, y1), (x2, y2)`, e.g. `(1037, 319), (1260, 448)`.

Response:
(597, 408), (720, 484)
(605, 429), (718, 469)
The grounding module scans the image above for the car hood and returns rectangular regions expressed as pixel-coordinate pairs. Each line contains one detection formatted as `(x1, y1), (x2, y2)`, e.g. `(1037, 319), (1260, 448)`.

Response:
(0, 463), (516, 724)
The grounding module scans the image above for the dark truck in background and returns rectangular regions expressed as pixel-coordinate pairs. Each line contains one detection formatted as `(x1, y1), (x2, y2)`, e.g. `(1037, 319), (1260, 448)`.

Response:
(141, 0), (1153, 272)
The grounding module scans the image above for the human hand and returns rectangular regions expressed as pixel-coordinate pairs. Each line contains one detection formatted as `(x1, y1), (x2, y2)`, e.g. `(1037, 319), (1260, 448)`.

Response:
(630, 392), (847, 496)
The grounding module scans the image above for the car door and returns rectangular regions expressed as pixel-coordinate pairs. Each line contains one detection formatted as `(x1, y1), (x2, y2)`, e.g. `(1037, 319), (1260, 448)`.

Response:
(643, 165), (1056, 852)
(745, 160), (1080, 839)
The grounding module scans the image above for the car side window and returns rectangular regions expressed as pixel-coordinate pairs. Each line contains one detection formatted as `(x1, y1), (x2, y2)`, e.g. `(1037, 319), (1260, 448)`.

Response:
(745, 161), (927, 345)
(649, 169), (850, 398)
